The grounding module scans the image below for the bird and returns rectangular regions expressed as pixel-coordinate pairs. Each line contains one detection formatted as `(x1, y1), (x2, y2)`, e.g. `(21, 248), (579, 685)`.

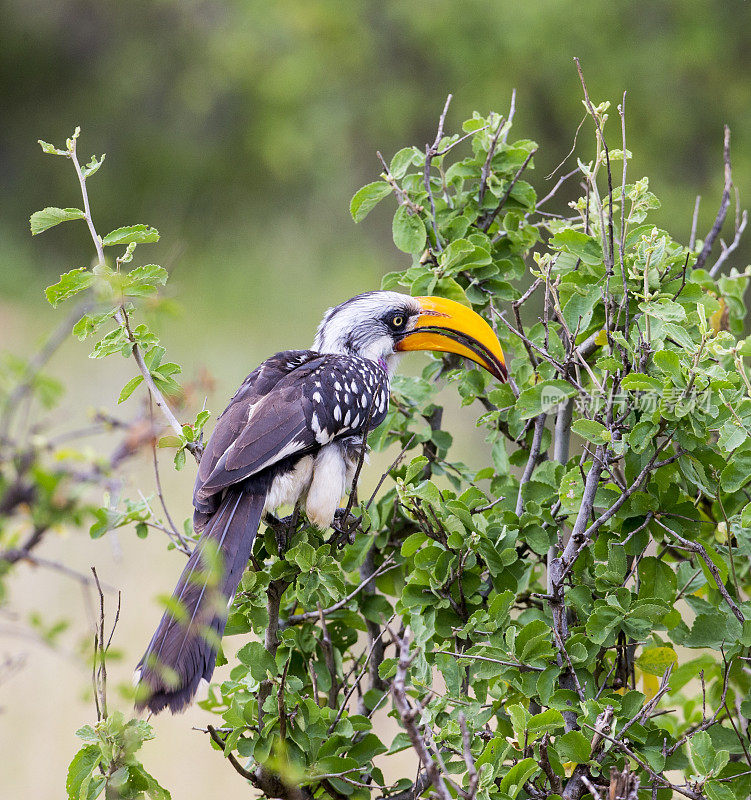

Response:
(134, 291), (506, 714)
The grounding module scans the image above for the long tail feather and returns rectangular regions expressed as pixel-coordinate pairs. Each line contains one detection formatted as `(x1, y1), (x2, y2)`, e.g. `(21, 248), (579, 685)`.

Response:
(134, 487), (264, 714)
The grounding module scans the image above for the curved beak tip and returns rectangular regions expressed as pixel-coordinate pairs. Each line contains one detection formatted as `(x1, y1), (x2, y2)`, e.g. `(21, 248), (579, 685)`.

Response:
(397, 295), (507, 382)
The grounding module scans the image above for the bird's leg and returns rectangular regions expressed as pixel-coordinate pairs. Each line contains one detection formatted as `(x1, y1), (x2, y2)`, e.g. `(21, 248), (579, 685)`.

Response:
(263, 507), (300, 555)
(331, 507), (360, 547)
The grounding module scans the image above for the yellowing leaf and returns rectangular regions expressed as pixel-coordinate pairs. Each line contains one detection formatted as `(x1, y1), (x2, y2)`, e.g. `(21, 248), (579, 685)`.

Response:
(709, 297), (728, 332)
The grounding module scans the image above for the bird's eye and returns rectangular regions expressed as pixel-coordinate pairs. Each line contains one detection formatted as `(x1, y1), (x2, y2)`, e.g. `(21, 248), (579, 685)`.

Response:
(389, 314), (405, 329)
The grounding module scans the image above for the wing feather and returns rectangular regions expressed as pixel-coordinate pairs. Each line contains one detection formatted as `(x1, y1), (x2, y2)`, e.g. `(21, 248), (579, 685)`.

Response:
(193, 350), (389, 520)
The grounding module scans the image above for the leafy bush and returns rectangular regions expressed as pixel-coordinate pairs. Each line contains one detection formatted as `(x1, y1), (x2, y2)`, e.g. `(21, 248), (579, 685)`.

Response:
(6, 78), (751, 800)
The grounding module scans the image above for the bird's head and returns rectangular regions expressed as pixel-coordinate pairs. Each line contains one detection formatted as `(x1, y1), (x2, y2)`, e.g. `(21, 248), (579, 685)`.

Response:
(312, 291), (506, 380)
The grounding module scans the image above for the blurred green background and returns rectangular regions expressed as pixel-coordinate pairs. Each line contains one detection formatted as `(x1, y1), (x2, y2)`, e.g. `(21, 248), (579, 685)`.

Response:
(3, 0), (750, 360)
(2, 0), (750, 795)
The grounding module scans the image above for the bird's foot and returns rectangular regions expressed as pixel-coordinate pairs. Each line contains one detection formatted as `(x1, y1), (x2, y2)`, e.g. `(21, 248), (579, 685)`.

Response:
(264, 511), (298, 554)
(330, 508), (360, 547)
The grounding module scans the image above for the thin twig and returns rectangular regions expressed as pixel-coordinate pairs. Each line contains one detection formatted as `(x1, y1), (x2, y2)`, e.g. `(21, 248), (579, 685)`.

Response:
(390, 628), (452, 800)
(478, 115), (505, 206)
(695, 126), (732, 271)
(424, 94), (453, 252)
(482, 149), (537, 234)
(285, 560), (396, 625)
(434, 650), (543, 672)
(710, 209), (747, 278)
(652, 517), (744, 623)
(328, 623), (390, 734)
(689, 195), (701, 251)
(68, 132), (201, 462)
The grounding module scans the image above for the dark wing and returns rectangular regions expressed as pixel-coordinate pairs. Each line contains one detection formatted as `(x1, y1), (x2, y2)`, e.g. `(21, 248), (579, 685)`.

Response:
(193, 352), (389, 523)
(192, 350), (315, 526)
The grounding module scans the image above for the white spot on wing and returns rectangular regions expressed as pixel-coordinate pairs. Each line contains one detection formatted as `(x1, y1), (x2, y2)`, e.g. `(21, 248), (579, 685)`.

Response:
(334, 405), (342, 422)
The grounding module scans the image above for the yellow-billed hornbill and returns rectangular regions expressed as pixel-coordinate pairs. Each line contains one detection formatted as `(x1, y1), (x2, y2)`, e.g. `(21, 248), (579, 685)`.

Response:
(135, 291), (506, 714)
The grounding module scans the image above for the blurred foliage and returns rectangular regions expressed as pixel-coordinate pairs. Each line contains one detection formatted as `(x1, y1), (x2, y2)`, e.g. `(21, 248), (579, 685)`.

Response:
(2, 0), (750, 306)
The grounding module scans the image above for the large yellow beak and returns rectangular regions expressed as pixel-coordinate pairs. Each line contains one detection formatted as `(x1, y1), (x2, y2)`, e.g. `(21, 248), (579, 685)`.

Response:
(395, 296), (507, 381)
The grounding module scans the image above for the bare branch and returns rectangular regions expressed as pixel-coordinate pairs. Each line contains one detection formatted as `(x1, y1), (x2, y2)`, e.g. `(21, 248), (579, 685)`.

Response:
(0, 301), (93, 443)
(478, 115), (505, 206)
(653, 517), (744, 623)
(459, 712), (482, 800)
(515, 414), (547, 517)
(424, 94), (453, 252)
(328, 622), (390, 734)
(481, 148), (537, 234)
(710, 208), (747, 278)
(577, 722), (702, 800)
(390, 629), (452, 800)
(689, 195), (701, 251)
(434, 649), (543, 672)
(695, 125), (732, 271)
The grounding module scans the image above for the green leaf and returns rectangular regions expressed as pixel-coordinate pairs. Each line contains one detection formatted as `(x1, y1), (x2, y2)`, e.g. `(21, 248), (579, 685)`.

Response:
(102, 225), (160, 247)
(236, 641), (278, 682)
(571, 418), (610, 444)
(405, 456), (428, 483)
(90, 326), (131, 358)
(516, 380), (577, 419)
(499, 758), (539, 798)
(653, 349), (682, 381)
(401, 532), (427, 557)
(392, 205), (426, 254)
(557, 730), (591, 763)
(720, 446), (751, 492)
(45, 268), (94, 307)
(620, 373), (663, 392)
(82, 154), (106, 178)
(549, 229), (603, 266)
(638, 557), (677, 604)
(643, 299), (687, 322)
(118, 375), (144, 403)
(389, 148), (419, 180)
(563, 283), (600, 332)
(434, 276), (470, 307)
(350, 182), (392, 222)
(30, 207), (85, 235)
(689, 730), (714, 776)
(38, 139), (67, 155)
(121, 265), (168, 297)
(66, 745), (101, 800)
(706, 783), (737, 800)
(636, 645), (677, 676)
(174, 448), (186, 471)
(527, 708), (565, 738)
(158, 435), (183, 448)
